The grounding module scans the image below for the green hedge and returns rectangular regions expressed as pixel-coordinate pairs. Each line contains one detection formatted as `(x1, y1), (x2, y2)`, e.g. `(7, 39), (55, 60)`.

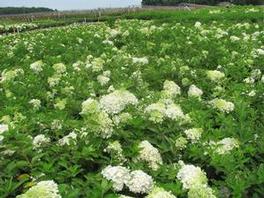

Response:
(0, 7), (55, 15)
(142, 0), (264, 6)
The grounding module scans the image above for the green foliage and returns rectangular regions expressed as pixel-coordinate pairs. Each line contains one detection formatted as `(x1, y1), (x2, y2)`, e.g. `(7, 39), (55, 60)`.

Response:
(0, 6), (263, 198)
(142, 0), (264, 5)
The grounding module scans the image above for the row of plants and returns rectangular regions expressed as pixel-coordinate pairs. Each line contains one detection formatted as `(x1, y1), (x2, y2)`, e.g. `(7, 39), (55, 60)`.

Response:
(0, 23), (38, 34)
(0, 6), (263, 198)
(1, 6), (263, 35)
(123, 6), (264, 23)
(142, 0), (264, 6)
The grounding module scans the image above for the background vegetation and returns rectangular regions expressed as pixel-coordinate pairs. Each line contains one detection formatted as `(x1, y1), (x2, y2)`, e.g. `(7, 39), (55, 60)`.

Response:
(142, 0), (264, 5)
(0, 7), (55, 15)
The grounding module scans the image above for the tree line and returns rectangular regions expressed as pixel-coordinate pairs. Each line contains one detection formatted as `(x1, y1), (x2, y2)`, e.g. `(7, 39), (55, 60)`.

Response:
(0, 7), (55, 15)
(142, 0), (264, 5)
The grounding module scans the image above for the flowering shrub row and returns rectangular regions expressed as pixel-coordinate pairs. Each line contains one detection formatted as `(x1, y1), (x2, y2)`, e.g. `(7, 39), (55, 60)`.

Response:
(0, 9), (263, 198)
(0, 23), (38, 34)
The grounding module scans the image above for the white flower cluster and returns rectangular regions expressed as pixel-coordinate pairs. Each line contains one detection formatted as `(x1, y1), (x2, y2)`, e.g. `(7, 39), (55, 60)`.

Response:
(101, 165), (131, 191)
(177, 163), (208, 189)
(86, 56), (105, 72)
(244, 69), (262, 84)
(53, 63), (67, 74)
(47, 75), (61, 87)
(0, 124), (8, 143)
(175, 136), (188, 151)
(81, 98), (113, 138)
(101, 166), (153, 194)
(62, 86), (75, 95)
(207, 70), (225, 82)
(101, 166), (153, 193)
(108, 28), (121, 38)
(54, 98), (67, 110)
(81, 98), (100, 115)
(29, 99), (41, 110)
(113, 112), (132, 126)
(16, 180), (61, 198)
(248, 90), (256, 97)
(255, 48), (264, 56)
(230, 35), (240, 42)
(99, 90), (138, 114)
(188, 184), (216, 198)
(96, 112), (114, 138)
(0, 69), (24, 84)
(47, 63), (67, 87)
(132, 57), (149, 65)
(126, 170), (154, 194)
(188, 85), (203, 98)
(97, 70), (111, 86)
(138, 140), (163, 170)
(0, 124), (8, 133)
(51, 120), (62, 130)
(210, 98), (235, 113)
(184, 128), (203, 143)
(30, 60), (44, 73)
(33, 134), (50, 149)
(104, 141), (125, 162)
(58, 132), (77, 146)
(0, 23), (37, 33)
(146, 186), (176, 198)
(145, 99), (185, 123)
(209, 10), (221, 14)
(162, 80), (181, 98)
(215, 137), (239, 154)
(194, 21), (202, 29)
(177, 162), (216, 198)
(72, 60), (83, 71)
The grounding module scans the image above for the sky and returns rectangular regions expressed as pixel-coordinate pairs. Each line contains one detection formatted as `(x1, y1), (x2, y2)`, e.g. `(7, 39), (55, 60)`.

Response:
(0, 0), (142, 10)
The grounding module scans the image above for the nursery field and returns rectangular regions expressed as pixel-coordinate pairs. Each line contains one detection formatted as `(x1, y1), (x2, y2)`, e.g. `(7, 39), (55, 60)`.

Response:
(0, 7), (264, 198)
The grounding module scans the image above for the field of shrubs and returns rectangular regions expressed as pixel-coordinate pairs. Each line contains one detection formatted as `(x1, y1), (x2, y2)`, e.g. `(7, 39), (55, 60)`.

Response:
(0, 7), (263, 198)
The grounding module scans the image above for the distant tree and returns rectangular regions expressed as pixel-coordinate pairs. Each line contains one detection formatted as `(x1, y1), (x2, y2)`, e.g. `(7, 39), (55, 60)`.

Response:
(0, 7), (54, 15)
(231, 0), (264, 4)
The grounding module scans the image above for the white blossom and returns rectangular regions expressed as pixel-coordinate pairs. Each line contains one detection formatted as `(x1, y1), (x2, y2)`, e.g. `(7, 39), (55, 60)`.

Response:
(188, 85), (203, 98)
(177, 163), (208, 189)
(215, 138), (239, 154)
(101, 165), (130, 191)
(188, 184), (216, 198)
(147, 186), (176, 198)
(210, 98), (235, 113)
(53, 63), (66, 74)
(16, 180), (61, 198)
(126, 170), (153, 194)
(100, 90), (138, 114)
(58, 132), (77, 146)
(138, 140), (163, 170)
(30, 60), (44, 73)
(29, 99), (41, 110)
(132, 57), (149, 65)
(207, 70), (225, 82)
(80, 98), (100, 115)
(105, 141), (125, 162)
(0, 124), (8, 134)
(162, 80), (181, 98)
(0, 124), (8, 143)
(97, 75), (110, 86)
(33, 134), (50, 148)
(145, 100), (184, 123)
